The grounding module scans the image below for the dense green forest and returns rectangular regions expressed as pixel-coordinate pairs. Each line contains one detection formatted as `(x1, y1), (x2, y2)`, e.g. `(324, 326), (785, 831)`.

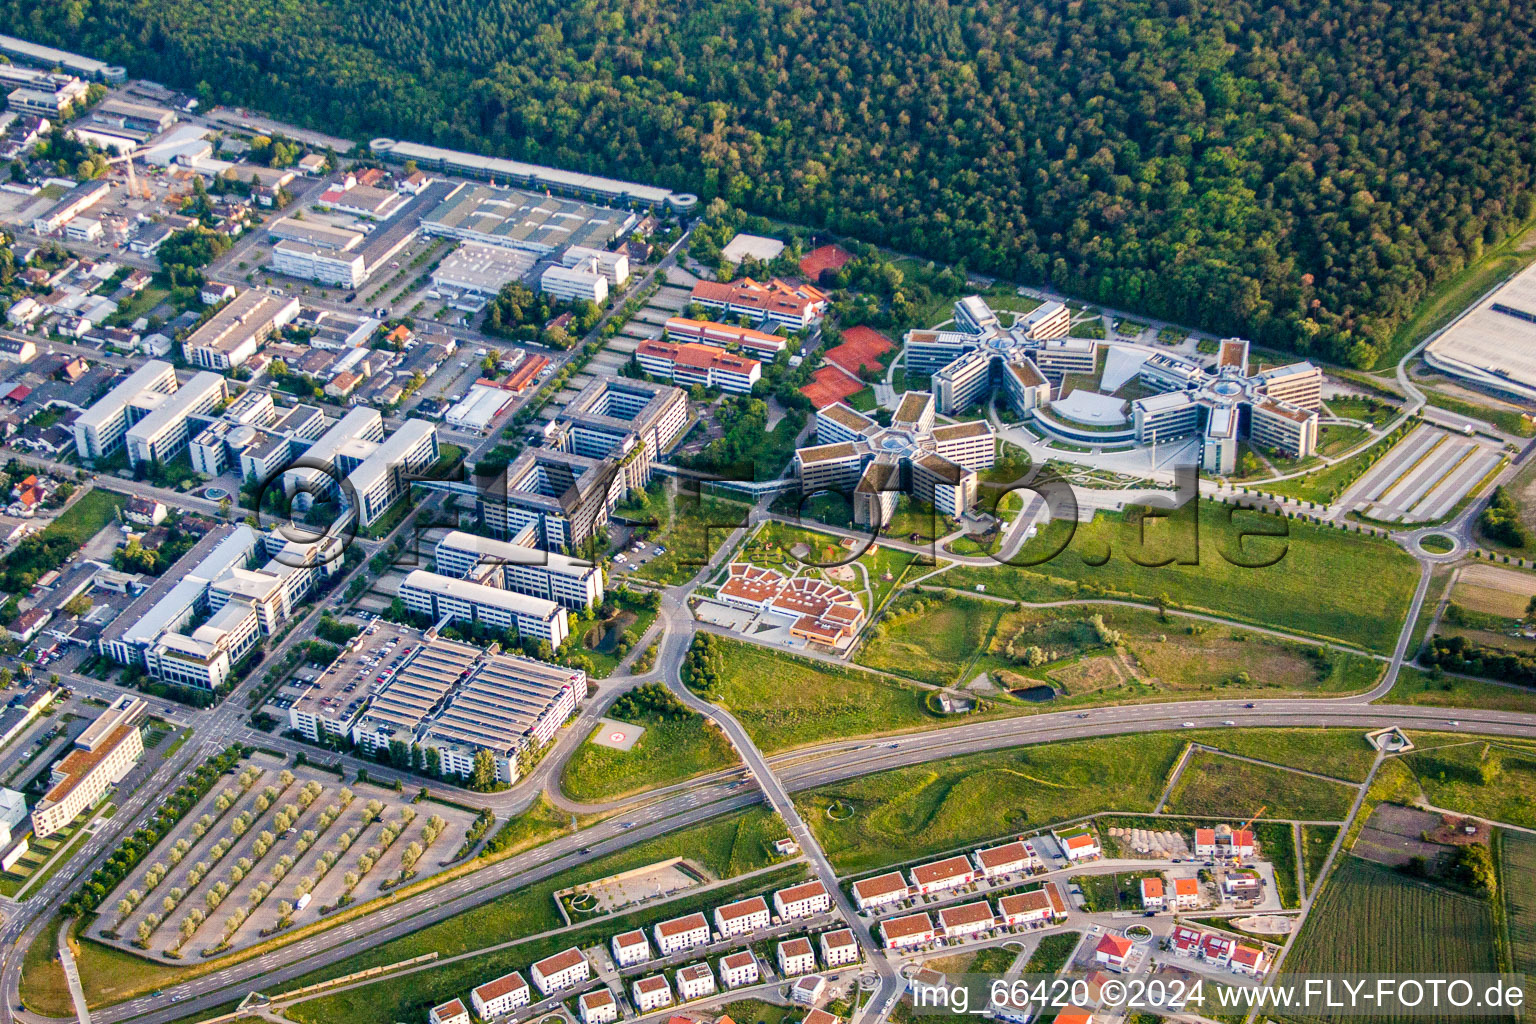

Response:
(10, 0), (1536, 365)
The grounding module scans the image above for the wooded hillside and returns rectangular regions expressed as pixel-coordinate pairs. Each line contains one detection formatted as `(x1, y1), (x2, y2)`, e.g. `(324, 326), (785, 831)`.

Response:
(12, 0), (1536, 365)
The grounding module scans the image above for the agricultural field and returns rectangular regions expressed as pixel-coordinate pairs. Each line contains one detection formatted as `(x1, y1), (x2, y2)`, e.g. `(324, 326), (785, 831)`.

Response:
(940, 502), (1419, 655)
(1283, 857), (1498, 1021)
(1400, 740), (1536, 830)
(1164, 750), (1359, 821)
(1500, 831), (1536, 1009)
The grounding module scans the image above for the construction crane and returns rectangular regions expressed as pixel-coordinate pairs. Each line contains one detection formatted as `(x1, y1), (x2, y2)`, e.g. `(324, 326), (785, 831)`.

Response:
(106, 145), (151, 200)
(1231, 805), (1266, 867)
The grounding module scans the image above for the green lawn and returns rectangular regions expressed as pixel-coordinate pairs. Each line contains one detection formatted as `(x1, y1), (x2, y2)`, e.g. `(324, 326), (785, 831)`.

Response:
(1315, 423), (1371, 459)
(857, 593), (1003, 686)
(1325, 395), (1401, 429)
(797, 732), (1188, 873)
(41, 489), (128, 547)
(18, 916), (69, 1017)
(1380, 666), (1536, 714)
(1164, 750), (1359, 821)
(707, 637), (944, 752)
(940, 501), (1419, 655)
(559, 712), (739, 802)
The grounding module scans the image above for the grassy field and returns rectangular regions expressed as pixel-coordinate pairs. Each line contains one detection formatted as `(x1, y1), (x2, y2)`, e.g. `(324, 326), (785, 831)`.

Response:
(796, 728), (1383, 873)
(1302, 825), (1341, 893)
(1380, 666), (1536, 714)
(1401, 740), (1536, 829)
(708, 637), (948, 752)
(19, 917), (68, 1017)
(286, 862), (808, 1024)
(558, 712), (738, 802)
(41, 488), (129, 547)
(857, 593), (1003, 685)
(796, 732), (1188, 873)
(1500, 830), (1536, 1014)
(1022, 931), (1081, 975)
(940, 502), (1419, 655)
(1164, 750), (1359, 821)
(1183, 729), (1378, 783)
(1282, 857), (1498, 1022)
(878, 598), (1384, 709)
(722, 1000), (801, 1024)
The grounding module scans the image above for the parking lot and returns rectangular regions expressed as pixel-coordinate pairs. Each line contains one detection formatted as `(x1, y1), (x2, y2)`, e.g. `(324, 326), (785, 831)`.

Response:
(1341, 424), (1505, 522)
(96, 754), (475, 959)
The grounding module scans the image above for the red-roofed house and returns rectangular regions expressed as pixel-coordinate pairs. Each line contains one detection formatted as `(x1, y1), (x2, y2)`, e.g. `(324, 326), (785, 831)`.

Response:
(778, 936), (816, 976)
(1056, 1007), (1097, 1024)
(1200, 933), (1234, 966)
(1230, 943), (1270, 977)
(429, 1000), (470, 1024)
(852, 871), (909, 910)
(1194, 828), (1218, 856)
(1140, 876), (1165, 910)
(1170, 925), (1203, 956)
(938, 901), (996, 939)
(1094, 933), (1134, 970)
(530, 947), (588, 994)
(579, 990), (617, 1024)
(973, 841), (1033, 878)
(909, 855), (974, 895)
(1172, 876), (1202, 909)
(471, 971), (530, 1018)
(714, 895), (770, 937)
(880, 912), (934, 949)
(774, 879), (832, 920)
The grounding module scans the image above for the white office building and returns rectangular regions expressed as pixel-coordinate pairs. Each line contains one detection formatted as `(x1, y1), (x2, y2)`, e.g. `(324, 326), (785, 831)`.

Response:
(540, 261), (609, 304)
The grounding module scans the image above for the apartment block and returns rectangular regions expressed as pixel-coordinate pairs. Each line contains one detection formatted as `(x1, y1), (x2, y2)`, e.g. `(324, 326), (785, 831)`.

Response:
(530, 947), (588, 995)
(471, 972), (530, 1018)
(777, 937), (816, 976)
(30, 696), (145, 838)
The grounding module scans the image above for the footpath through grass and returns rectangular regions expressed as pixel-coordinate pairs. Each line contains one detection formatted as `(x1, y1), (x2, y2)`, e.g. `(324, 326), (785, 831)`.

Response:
(940, 502), (1418, 655)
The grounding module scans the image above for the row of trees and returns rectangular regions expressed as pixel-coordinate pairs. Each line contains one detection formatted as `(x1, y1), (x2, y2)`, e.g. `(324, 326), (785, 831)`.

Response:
(65, 745), (247, 918)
